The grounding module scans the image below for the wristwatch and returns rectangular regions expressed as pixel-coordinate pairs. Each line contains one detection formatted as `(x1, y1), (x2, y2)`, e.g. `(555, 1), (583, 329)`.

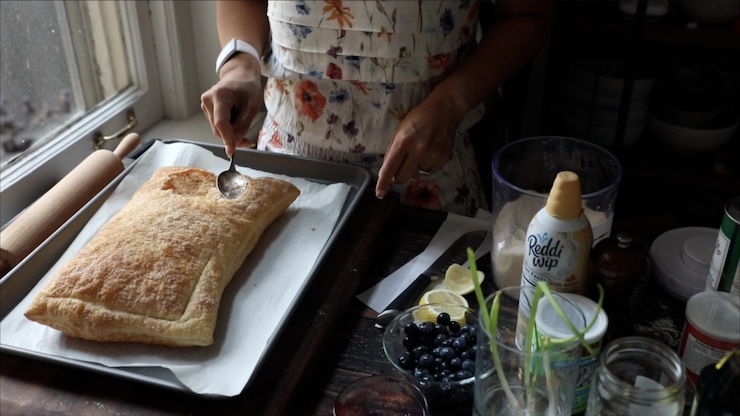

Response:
(215, 39), (261, 75)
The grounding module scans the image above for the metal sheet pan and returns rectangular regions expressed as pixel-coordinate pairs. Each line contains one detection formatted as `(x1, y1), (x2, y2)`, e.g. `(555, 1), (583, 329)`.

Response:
(0, 139), (372, 397)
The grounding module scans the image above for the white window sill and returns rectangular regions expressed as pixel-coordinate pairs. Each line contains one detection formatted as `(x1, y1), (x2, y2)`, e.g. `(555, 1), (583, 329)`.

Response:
(140, 114), (220, 147)
(139, 111), (265, 150)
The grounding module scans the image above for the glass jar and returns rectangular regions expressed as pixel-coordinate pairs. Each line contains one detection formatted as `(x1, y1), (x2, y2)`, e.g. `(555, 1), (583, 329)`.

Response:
(586, 336), (686, 416)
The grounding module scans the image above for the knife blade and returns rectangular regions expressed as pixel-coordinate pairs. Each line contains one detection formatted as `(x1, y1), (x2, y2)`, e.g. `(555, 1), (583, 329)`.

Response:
(374, 230), (487, 328)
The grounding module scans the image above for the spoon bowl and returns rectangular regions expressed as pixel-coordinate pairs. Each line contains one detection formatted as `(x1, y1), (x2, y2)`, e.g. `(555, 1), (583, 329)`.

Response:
(216, 157), (247, 199)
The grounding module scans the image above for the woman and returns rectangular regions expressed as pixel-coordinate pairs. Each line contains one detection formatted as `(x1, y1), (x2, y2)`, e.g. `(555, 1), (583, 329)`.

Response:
(201, 0), (553, 216)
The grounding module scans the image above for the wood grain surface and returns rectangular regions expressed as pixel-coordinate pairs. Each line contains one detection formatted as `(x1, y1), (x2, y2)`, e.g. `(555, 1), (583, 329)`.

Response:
(0, 189), (690, 416)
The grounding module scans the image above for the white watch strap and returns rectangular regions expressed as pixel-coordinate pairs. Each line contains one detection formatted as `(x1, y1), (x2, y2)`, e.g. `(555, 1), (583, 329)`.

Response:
(215, 39), (261, 75)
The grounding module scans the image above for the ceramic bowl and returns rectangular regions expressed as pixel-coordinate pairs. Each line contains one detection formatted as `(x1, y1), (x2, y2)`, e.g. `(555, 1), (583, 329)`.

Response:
(562, 105), (645, 149)
(567, 58), (656, 102)
(650, 227), (717, 301)
(648, 112), (738, 152)
(679, 0), (740, 24)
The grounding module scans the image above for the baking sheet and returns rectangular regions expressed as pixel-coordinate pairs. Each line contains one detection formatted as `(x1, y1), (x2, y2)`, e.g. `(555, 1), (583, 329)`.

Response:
(0, 140), (371, 398)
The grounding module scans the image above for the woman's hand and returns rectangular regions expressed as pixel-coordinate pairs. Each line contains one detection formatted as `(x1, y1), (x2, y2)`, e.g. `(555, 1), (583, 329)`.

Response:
(200, 54), (263, 158)
(375, 89), (463, 199)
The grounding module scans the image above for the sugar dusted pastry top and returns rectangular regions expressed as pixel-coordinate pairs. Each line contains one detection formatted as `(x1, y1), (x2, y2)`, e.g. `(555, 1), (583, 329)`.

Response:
(24, 166), (300, 347)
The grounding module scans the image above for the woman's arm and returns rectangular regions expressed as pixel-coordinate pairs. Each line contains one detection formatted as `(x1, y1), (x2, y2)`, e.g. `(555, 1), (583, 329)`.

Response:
(215, 0), (270, 54)
(201, 0), (270, 157)
(431, 0), (555, 121)
(375, 0), (554, 199)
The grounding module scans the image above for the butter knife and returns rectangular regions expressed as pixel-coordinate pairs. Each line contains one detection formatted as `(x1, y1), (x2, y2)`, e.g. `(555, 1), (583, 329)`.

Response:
(374, 230), (487, 328)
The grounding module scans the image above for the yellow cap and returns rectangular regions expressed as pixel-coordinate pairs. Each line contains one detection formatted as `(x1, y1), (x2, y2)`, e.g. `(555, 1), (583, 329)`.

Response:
(545, 171), (583, 219)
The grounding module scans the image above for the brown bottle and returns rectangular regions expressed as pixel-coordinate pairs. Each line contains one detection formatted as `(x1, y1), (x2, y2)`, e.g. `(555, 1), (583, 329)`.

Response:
(589, 233), (649, 338)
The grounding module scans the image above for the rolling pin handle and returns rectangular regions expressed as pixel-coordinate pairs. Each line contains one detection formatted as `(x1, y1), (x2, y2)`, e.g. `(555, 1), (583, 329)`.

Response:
(0, 134), (138, 278)
(0, 258), (10, 278)
(113, 133), (141, 159)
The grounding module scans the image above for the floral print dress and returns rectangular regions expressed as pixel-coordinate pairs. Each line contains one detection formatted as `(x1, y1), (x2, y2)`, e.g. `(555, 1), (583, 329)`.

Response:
(257, 0), (488, 216)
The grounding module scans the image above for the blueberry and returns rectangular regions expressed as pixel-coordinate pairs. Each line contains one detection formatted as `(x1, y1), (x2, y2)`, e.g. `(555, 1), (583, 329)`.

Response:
(452, 336), (468, 350)
(419, 335), (434, 347)
(463, 346), (476, 360)
(434, 324), (447, 335)
(404, 322), (420, 336)
(437, 369), (452, 380)
(418, 353), (435, 369)
(398, 351), (415, 370)
(462, 358), (476, 372)
(456, 369), (473, 380)
(403, 336), (416, 349)
(448, 320), (461, 333)
(413, 345), (429, 358)
(442, 375), (457, 384)
(440, 380), (455, 392)
(439, 346), (456, 360)
(414, 367), (430, 378)
(449, 356), (462, 371)
(437, 312), (451, 326)
(418, 321), (435, 336)
(436, 333), (449, 345)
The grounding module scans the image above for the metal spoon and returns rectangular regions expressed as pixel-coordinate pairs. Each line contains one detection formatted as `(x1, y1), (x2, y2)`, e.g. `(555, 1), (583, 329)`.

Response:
(216, 157), (247, 199)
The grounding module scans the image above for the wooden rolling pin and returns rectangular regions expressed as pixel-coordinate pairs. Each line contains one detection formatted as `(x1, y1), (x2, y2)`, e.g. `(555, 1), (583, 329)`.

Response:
(0, 133), (141, 277)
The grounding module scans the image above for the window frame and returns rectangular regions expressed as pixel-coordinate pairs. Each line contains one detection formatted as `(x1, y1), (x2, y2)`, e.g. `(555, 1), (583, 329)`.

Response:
(0, 0), (196, 227)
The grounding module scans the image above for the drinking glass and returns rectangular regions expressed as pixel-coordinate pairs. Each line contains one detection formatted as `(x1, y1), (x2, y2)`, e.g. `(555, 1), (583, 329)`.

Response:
(490, 136), (622, 289)
(333, 375), (428, 416)
(474, 286), (587, 416)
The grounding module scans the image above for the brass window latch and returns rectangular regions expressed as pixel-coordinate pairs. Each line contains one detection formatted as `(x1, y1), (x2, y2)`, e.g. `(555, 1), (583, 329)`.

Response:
(93, 108), (137, 150)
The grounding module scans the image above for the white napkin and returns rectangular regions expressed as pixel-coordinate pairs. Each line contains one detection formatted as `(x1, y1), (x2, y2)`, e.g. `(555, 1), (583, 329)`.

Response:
(0, 141), (351, 397)
(357, 210), (493, 312)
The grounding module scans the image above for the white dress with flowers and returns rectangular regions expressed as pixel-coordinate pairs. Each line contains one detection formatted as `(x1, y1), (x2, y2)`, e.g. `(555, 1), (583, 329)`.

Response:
(257, 0), (488, 216)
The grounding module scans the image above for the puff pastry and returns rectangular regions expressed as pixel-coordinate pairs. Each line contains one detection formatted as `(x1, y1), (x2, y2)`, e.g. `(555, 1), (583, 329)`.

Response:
(24, 166), (300, 347)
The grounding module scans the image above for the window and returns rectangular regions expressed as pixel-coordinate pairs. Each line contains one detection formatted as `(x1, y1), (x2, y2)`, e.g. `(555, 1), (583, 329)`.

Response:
(0, 1), (132, 166)
(0, 0), (166, 226)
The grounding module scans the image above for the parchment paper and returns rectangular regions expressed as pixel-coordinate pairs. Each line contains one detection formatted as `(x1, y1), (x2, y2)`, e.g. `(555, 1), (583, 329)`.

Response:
(357, 210), (493, 312)
(0, 141), (351, 397)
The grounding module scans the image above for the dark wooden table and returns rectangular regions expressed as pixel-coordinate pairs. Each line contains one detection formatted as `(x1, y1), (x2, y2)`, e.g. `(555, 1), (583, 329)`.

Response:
(0, 188), (701, 416)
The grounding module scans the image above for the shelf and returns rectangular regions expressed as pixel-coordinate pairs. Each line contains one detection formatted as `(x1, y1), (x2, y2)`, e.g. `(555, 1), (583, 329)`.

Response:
(619, 135), (740, 195)
(562, 1), (740, 51)
(536, 2), (739, 236)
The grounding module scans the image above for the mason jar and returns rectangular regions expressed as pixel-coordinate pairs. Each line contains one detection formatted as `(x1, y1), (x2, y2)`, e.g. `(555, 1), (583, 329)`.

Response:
(586, 336), (685, 416)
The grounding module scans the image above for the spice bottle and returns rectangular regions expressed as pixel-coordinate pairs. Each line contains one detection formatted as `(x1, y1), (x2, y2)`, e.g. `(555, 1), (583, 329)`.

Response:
(521, 171), (593, 295)
(590, 233), (649, 339)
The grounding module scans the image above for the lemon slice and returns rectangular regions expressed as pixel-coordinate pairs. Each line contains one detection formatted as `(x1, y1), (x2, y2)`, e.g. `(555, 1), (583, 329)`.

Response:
(444, 263), (485, 295)
(415, 289), (469, 323)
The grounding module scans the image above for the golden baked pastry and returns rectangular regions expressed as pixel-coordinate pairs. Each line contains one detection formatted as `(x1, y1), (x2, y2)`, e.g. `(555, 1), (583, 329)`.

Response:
(24, 166), (300, 347)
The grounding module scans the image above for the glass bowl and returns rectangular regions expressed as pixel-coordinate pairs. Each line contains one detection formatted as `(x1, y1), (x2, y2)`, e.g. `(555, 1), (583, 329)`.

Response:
(382, 303), (478, 403)
(333, 375), (428, 416)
